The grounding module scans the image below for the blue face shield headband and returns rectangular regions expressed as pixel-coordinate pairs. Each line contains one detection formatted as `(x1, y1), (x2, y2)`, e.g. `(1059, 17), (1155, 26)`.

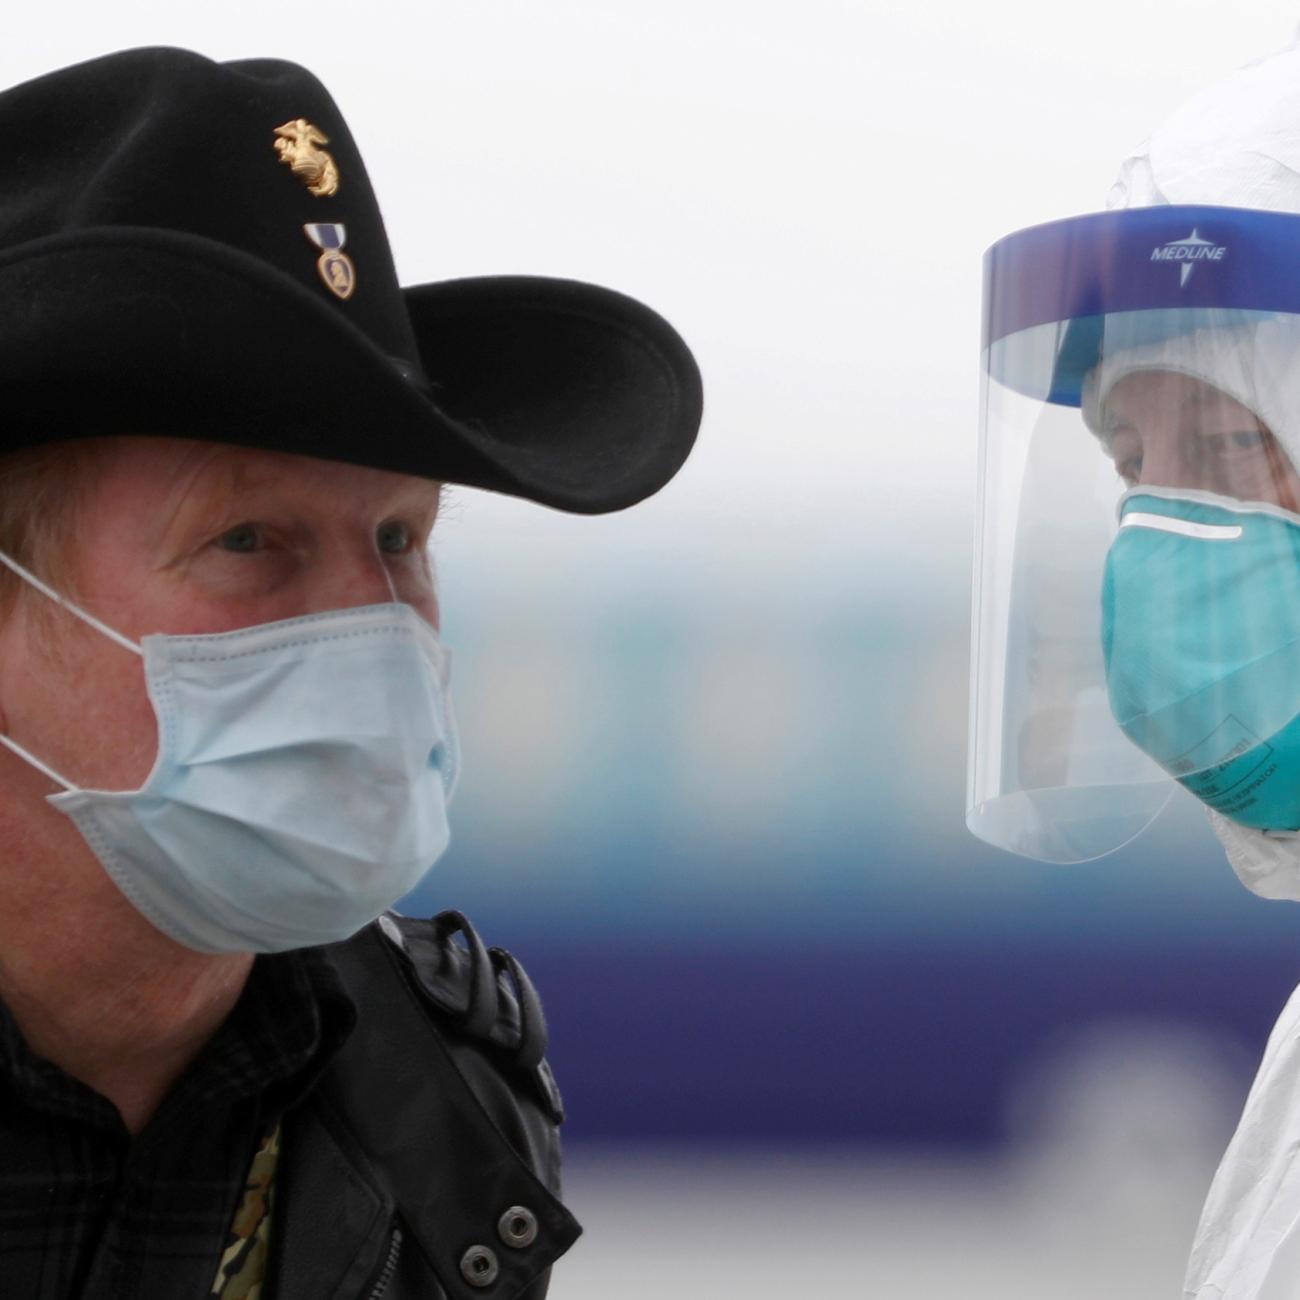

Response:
(1103, 490), (1300, 832)
(969, 204), (1300, 863)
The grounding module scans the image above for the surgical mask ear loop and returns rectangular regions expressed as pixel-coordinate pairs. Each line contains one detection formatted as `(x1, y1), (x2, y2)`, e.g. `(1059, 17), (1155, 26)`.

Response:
(0, 550), (141, 657)
(375, 534), (439, 610)
(381, 546), (400, 606)
(374, 536), (431, 620)
(0, 548), (143, 793)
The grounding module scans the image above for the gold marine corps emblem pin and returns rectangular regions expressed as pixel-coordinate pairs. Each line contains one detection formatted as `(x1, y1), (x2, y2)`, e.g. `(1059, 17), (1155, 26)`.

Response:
(273, 119), (340, 198)
(273, 119), (355, 300)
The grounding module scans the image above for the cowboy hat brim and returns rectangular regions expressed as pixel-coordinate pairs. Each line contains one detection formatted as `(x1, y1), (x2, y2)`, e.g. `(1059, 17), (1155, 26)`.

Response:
(0, 225), (702, 513)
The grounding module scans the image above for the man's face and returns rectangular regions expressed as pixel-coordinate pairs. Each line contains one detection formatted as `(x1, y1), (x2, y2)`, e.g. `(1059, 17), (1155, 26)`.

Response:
(0, 436), (443, 798)
(1102, 369), (1300, 509)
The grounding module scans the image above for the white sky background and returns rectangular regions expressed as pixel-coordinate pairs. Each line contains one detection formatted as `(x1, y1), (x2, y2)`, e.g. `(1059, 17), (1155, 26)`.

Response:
(4, 3), (1297, 604)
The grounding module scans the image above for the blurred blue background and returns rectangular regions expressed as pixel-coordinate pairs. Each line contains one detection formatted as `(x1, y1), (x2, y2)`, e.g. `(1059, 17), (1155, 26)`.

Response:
(403, 513), (1300, 1294)
(406, 554), (1300, 1149)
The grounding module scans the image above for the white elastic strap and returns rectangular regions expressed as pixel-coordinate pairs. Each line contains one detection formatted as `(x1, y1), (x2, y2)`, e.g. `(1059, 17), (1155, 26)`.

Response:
(1120, 512), (1244, 541)
(0, 550), (142, 656)
(0, 551), (133, 789)
(0, 731), (77, 792)
(1116, 485), (1300, 530)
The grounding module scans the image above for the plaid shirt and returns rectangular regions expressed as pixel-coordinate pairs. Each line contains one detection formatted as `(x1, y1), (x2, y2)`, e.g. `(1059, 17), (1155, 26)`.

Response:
(0, 948), (356, 1300)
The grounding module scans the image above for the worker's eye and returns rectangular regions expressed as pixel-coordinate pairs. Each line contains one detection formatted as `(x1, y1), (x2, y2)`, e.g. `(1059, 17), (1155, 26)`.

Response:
(1108, 434), (1142, 486)
(1200, 427), (1265, 454)
(377, 520), (413, 554)
(217, 523), (262, 553)
(1224, 429), (1265, 452)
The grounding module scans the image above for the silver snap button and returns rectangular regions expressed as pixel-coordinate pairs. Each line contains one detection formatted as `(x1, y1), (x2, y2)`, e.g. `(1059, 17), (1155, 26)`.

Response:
(377, 914), (405, 948)
(498, 1205), (539, 1248)
(460, 1245), (500, 1288)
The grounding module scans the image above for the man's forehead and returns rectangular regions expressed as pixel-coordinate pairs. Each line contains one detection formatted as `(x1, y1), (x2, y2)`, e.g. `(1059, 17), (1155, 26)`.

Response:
(88, 437), (442, 513)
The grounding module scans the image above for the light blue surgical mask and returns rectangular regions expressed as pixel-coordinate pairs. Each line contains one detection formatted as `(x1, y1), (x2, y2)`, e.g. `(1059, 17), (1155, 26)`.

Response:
(0, 553), (459, 954)
(1102, 488), (1300, 832)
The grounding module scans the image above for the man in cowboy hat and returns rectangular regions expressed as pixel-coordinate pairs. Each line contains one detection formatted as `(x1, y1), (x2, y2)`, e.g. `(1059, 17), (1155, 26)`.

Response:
(0, 46), (702, 1300)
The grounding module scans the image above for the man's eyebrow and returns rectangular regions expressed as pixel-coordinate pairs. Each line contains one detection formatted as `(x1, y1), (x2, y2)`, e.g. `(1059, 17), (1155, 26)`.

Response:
(159, 445), (446, 533)
(151, 446), (241, 543)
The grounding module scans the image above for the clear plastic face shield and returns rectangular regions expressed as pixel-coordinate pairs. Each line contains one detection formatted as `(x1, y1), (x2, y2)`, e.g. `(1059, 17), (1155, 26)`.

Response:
(970, 207), (1300, 862)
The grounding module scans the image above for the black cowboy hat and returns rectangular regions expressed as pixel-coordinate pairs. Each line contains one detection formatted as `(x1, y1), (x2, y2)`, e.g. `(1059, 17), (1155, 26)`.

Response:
(0, 48), (702, 512)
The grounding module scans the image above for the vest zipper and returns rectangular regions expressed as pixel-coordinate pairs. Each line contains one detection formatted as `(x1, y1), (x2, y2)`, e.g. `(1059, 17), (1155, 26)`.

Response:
(365, 1225), (403, 1300)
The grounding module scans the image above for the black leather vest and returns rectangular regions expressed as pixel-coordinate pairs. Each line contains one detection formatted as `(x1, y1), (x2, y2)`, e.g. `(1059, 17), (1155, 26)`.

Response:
(265, 911), (582, 1300)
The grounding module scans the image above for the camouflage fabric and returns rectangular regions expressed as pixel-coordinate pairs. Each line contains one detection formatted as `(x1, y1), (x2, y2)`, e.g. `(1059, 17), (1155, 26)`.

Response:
(211, 1121), (281, 1300)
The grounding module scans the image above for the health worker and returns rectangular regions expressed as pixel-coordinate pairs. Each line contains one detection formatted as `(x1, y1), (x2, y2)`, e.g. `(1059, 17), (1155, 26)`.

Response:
(970, 31), (1300, 1300)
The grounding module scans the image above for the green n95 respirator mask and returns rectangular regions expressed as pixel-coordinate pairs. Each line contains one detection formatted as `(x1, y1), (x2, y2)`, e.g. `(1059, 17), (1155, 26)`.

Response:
(1102, 490), (1300, 833)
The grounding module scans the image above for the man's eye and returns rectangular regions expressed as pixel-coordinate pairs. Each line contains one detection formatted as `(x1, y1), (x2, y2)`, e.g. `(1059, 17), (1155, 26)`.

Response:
(377, 520), (412, 554)
(217, 523), (262, 553)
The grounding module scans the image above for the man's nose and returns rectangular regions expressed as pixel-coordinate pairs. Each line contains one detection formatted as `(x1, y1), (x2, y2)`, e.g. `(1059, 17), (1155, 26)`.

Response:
(303, 543), (399, 613)
(299, 538), (440, 628)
